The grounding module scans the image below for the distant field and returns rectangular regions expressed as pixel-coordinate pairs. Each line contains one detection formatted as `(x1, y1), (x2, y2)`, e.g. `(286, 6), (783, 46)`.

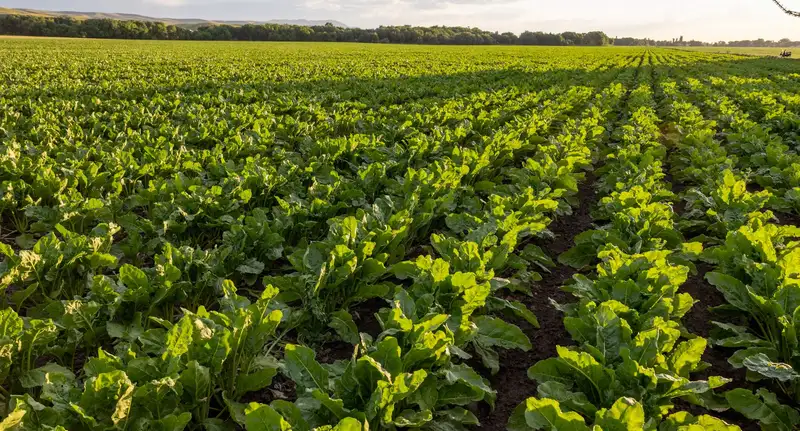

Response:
(2, 38), (800, 431)
(678, 46), (797, 57)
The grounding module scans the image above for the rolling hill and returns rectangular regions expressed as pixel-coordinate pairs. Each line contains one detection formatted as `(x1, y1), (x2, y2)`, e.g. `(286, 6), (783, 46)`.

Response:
(0, 7), (348, 28)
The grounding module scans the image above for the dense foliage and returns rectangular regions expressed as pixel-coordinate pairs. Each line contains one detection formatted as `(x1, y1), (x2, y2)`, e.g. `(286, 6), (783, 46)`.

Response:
(0, 15), (613, 45)
(613, 37), (800, 48)
(1, 39), (800, 431)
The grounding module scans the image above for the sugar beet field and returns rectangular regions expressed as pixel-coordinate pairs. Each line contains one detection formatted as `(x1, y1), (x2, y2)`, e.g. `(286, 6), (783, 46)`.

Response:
(2, 39), (800, 431)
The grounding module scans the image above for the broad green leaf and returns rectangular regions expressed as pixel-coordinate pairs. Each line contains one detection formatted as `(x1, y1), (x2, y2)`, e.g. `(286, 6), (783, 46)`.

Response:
(728, 347), (779, 368)
(366, 369), (428, 420)
(705, 272), (751, 311)
(725, 388), (800, 431)
(667, 338), (707, 377)
(238, 258), (265, 275)
(1, 395), (63, 430)
(119, 264), (149, 291)
(528, 358), (572, 386)
(354, 355), (392, 393)
(741, 353), (799, 382)
(536, 381), (597, 417)
(331, 417), (367, 431)
(408, 375), (438, 411)
(660, 411), (741, 431)
(224, 392), (248, 425)
(501, 299), (540, 328)
(330, 310), (360, 345)
(594, 397), (645, 431)
(163, 315), (193, 360)
(21, 363), (78, 409)
(271, 400), (311, 431)
(711, 321), (769, 348)
(436, 382), (484, 406)
(84, 349), (124, 378)
(559, 244), (598, 269)
(393, 409), (433, 427)
(437, 407), (479, 425)
(179, 361), (211, 406)
(440, 364), (495, 401)
(514, 397), (589, 431)
(157, 412), (193, 431)
(473, 342), (500, 375)
(237, 367), (278, 396)
(312, 389), (350, 419)
(555, 346), (613, 398)
(0, 308), (23, 338)
(474, 316), (532, 351)
(372, 336), (402, 378)
(284, 344), (329, 391)
(78, 370), (135, 426)
(244, 402), (292, 431)
(631, 322), (679, 366)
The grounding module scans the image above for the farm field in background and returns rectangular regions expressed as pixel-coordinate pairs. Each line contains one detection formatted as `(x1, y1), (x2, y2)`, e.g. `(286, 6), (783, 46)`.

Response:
(2, 39), (800, 431)
(679, 46), (798, 57)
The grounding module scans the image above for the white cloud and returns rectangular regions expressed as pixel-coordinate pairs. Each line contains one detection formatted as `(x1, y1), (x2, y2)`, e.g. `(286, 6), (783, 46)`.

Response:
(5, 0), (800, 40)
(142, 0), (187, 6)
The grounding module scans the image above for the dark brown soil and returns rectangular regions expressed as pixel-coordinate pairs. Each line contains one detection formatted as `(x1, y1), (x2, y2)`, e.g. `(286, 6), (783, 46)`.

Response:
(662, 157), (687, 197)
(72, 349), (88, 375)
(541, 175), (599, 257)
(475, 174), (597, 431)
(746, 182), (765, 193)
(667, 166), (761, 431)
(0, 221), (19, 252)
(317, 341), (356, 364)
(679, 264), (754, 409)
(315, 298), (386, 363)
(240, 374), (297, 405)
(680, 263), (725, 339)
(352, 298), (386, 339)
(774, 210), (800, 227)
(681, 271), (782, 431)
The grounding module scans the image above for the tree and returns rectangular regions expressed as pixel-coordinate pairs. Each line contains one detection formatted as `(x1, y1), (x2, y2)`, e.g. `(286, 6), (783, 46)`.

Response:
(496, 32), (518, 44)
(561, 31), (581, 45)
(583, 31), (610, 46)
(770, 0), (800, 16)
(518, 31), (538, 45)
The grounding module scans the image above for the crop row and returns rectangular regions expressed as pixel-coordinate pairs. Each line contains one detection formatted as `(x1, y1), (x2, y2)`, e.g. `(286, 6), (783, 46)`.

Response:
(658, 63), (800, 430)
(508, 52), (739, 431)
(0, 42), (648, 430)
(1, 41), (799, 431)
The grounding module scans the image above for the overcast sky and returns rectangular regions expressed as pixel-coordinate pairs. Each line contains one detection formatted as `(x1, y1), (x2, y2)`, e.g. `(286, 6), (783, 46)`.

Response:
(5, 0), (800, 41)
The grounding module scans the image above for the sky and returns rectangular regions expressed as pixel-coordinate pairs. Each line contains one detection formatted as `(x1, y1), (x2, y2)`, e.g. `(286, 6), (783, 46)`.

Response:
(5, 0), (800, 41)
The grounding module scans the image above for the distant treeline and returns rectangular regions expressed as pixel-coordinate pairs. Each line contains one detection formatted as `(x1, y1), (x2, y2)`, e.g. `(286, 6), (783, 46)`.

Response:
(614, 36), (800, 47)
(0, 14), (797, 47)
(0, 15), (612, 45)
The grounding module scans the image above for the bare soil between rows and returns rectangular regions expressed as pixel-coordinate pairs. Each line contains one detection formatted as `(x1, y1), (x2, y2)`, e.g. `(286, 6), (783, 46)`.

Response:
(665, 149), (761, 431)
(676, 262), (760, 431)
(474, 173), (599, 430)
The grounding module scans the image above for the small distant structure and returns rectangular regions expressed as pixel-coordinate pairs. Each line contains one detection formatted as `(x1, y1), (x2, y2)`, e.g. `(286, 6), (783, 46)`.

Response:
(780, 49), (793, 57)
